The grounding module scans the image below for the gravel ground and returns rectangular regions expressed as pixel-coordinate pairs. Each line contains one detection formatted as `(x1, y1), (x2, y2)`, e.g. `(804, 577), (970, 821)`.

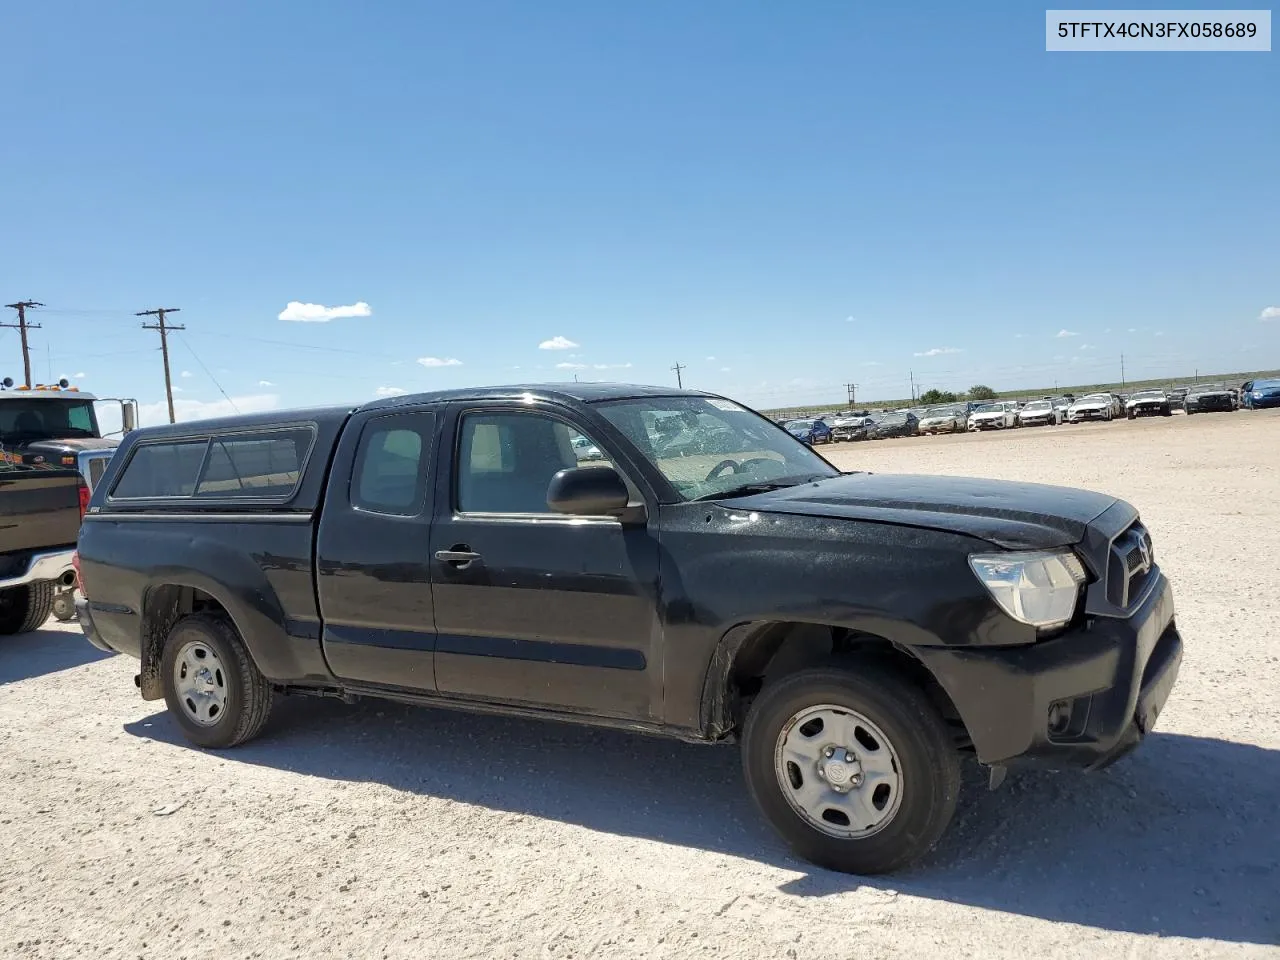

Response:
(2, 410), (1278, 959)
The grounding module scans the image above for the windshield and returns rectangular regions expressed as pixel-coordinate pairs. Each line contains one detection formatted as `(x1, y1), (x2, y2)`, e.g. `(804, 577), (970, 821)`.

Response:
(595, 396), (838, 501)
(973, 403), (1000, 413)
(1081, 394), (1111, 402)
(923, 406), (958, 418)
(0, 398), (100, 442)
(1190, 383), (1225, 392)
(1023, 401), (1051, 411)
(1253, 379), (1280, 390)
(1132, 390), (1164, 399)
(784, 420), (814, 430)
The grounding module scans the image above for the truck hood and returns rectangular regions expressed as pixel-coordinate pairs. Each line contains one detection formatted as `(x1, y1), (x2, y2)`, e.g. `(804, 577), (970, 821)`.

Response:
(725, 473), (1119, 550)
(14, 437), (119, 455)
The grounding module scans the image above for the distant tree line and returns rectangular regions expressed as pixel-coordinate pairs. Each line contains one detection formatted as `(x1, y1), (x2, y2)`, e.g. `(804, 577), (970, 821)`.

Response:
(918, 385), (997, 405)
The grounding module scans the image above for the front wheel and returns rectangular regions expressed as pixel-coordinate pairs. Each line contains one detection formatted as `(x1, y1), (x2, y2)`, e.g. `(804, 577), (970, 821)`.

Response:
(741, 665), (961, 875)
(160, 613), (273, 749)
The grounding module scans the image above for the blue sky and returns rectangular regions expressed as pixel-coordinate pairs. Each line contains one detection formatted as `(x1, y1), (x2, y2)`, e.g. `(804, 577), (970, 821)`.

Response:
(1, 2), (1276, 423)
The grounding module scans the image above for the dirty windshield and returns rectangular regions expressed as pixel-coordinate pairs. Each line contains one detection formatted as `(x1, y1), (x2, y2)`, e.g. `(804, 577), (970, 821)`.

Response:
(595, 395), (837, 501)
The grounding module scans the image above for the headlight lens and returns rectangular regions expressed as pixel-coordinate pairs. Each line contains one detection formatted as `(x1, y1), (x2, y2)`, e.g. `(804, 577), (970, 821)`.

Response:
(968, 549), (1087, 630)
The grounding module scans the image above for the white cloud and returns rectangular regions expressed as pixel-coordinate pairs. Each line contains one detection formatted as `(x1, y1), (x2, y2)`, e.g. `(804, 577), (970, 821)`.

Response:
(862, 361), (882, 367)
(720, 366), (731, 372)
(180, 370), (193, 378)
(258, 380), (275, 387)
(1154, 331), (1165, 337)
(278, 300), (372, 323)
(592, 363), (632, 370)
(1128, 327), (1138, 333)
(1014, 333), (1027, 339)
(374, 386), (407, 397)
(172, 386), (184, 393)
(1055, 329), (1079, 338)
(556, 362), (587, 370)
(845, 316), (855, 323)
(1080, 344), (1095, 351)
(1104, 327), (1112, 333)
(73, 372), (86, 379)
(417, 356), (462, 368)
(538, 336), (579, 350)
(706, 356), (716, 361)
(1260, 306), (1280, 321)
(913, 347), (962, 357)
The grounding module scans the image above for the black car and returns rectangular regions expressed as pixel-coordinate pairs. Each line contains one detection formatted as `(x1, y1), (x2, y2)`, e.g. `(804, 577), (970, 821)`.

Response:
(869, 411), (919, 439)
(75, 383), (1182, 876)
(1125, 390), (1173, 419)
(1183, 383), (1235, 414)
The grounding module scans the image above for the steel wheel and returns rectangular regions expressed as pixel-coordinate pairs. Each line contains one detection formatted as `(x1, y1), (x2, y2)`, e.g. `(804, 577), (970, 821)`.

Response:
(173, 639), (228, 726)
(773, 703), (904, 839)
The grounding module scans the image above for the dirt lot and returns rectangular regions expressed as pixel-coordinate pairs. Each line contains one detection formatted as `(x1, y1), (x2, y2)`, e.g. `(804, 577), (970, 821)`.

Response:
(2, 410), (1278, 959)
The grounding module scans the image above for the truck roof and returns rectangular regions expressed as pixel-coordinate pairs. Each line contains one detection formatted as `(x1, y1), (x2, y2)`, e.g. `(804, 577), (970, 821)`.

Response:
(0, 386), (98, 401)
(130, 383), (720, 437)
(366, 382), (716, 411)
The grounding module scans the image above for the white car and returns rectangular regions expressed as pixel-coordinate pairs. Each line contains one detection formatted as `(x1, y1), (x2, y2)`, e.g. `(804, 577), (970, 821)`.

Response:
(1017, 399), (1062, 427)
(967, 401), (1018, 431)
(1066, 393), (1115, 423)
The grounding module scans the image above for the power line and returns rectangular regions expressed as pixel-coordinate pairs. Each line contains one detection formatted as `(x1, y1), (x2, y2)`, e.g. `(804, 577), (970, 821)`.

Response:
(173, 333), (240, 416)
(671, 361), (686, 389)
(137, 307), (184, 424)
(2, 300), (44, 387)
(845, 382), (858, 407)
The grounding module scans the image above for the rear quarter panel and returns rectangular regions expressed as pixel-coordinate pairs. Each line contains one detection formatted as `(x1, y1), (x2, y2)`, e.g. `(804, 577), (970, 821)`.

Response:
(77, 515), (329, 681)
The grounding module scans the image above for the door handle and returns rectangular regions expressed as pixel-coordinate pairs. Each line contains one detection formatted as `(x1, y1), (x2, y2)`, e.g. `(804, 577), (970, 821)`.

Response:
(435, 548), (482, 565)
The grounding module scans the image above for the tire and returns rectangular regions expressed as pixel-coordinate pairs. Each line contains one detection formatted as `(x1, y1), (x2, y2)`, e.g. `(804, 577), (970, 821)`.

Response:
(51, 590), (77, 622)
(160, 613), (273, 749)
(0, 582), (56, 635)
(741, 664), (961, 875)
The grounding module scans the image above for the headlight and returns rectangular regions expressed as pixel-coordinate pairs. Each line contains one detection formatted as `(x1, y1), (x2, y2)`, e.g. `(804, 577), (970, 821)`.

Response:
(968, 549), (1087, 630)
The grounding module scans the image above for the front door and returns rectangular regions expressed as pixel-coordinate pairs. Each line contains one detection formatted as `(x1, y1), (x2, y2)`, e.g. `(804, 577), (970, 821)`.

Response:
(316, 407), (441, 691)
(428, 402), (661, 721)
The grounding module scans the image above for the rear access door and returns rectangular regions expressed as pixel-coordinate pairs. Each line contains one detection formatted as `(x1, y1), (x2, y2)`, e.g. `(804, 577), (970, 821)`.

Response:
(315, 404), (443, 691)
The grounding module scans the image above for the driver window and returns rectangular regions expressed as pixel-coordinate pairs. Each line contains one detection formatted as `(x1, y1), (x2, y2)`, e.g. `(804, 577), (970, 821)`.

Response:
(457, 412), (623, 515)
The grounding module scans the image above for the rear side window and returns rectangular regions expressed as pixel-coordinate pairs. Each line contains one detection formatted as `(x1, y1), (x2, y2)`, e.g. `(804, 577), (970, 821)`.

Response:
(110, 426), (316, 501)
(351, 412), (436, 515)
(195, 429), (314, 499)
(111, 440), (209, 499)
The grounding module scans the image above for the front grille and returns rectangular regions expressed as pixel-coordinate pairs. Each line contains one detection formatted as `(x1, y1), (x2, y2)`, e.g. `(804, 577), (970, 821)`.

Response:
(1107, 521), (1156, 609)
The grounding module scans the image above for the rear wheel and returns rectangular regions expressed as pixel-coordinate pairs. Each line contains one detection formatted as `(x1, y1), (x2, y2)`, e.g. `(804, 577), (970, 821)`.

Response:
(160, 614), (273, 748)
(742, 665), (961, 875)
(0, 582), (56, 635)
(51, 589), (77, 622)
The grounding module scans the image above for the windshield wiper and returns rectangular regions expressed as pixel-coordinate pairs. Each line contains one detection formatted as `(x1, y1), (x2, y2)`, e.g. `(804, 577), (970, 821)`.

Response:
(692, 474), (828, 502)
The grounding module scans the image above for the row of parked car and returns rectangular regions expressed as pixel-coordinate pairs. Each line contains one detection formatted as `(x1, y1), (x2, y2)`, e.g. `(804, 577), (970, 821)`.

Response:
(778, 377), (1280, 444)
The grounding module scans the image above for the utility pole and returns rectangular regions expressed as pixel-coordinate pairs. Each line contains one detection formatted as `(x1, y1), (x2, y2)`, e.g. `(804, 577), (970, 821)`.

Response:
(845, 382), (858, 408)
(909, 370), (915, 402)
(1120, 353), (1126, 387)
(137, 307), (184, 424)
(671, 362), (686, 389)
(2, 300), (43, 387)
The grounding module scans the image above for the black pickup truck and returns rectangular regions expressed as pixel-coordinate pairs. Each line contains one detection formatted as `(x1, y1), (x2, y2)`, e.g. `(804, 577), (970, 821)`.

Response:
(0, 462), (86, 634)
(76, 384), (1183, 874)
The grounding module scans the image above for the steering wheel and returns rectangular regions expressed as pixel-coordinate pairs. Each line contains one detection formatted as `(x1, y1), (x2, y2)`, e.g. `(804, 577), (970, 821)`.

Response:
(705, 459), (739, 481)
(704, 457), (787, 482)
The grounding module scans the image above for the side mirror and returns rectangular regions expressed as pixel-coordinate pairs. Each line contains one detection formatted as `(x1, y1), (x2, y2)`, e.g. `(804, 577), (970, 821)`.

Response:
(547, 465), (629, 516)
(121, 401), (138, 433)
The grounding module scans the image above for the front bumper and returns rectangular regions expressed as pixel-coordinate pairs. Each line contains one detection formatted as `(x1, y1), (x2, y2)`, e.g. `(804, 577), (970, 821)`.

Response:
(1069, 408), (1109, 421)
(968, 419), (1005, 430)
(1249, 395), (1280, 409)
(0, 549), (76, 591)
(1128, 404), (1167, 417)
(1188, 396), (1233, 412)
(1019, 415), (1054, 426)
(915, 572), (1182, 770)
